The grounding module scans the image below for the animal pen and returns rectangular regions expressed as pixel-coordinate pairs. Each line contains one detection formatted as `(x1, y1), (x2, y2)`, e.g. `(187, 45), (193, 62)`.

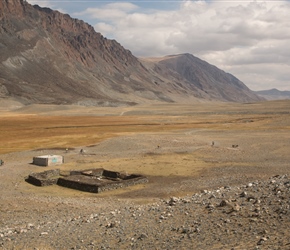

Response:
(26, 168), (148, 193)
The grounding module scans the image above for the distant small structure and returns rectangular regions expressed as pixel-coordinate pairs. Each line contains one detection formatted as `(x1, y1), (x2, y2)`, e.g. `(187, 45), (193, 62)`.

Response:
(0, 159), (3, 166)
(211, 141), (215, 147)
(33, 155), (64, 167)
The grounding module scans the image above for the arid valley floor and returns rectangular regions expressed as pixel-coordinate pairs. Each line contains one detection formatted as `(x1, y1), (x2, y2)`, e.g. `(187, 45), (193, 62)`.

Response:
(0, 100), (290, 249)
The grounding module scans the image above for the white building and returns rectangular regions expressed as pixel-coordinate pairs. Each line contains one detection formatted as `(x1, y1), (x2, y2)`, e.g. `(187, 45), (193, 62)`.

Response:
(33, 155), (64, 167)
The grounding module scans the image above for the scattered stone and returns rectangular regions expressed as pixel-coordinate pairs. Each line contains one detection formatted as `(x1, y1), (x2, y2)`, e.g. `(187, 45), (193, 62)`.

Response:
(219, 199), (229, 207)
(240, 191), (247, 197)
(138, 233), (148, 240)
(257, 237), (267, 245)
(168, 197), (179, 206)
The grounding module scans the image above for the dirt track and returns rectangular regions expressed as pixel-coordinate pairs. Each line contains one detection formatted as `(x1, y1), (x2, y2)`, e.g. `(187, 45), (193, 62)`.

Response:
(0, 101), (290, 249)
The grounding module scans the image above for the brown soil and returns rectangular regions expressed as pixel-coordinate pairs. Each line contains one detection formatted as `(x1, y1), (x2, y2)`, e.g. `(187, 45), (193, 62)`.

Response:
(0, 100), (290, 249)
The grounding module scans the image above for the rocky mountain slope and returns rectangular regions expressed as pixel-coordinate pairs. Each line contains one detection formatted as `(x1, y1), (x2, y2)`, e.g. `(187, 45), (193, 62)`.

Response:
(0, 0), (262, 106)
(140, 54), (261, 103)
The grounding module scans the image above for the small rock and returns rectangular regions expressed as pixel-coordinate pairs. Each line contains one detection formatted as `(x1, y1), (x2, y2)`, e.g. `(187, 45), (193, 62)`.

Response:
(106, 222), (117, 228)
(27, 223), (34, 229)
(168, 197), (179, 206)
(219, 199), (229, 207)
(138, 233), (148, 240)
(232, 203), (241, 212)
(240, 191), (247, 197)
(181, 228), (190, 234)
(257, 237), (267, 245)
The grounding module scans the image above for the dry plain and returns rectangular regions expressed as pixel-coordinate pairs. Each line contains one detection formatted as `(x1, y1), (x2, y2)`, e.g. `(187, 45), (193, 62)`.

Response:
(0, 100), (290, 249)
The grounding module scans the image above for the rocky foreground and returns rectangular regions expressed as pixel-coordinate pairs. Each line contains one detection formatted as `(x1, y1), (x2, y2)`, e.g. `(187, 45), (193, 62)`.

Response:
(1, 174), (289, 250)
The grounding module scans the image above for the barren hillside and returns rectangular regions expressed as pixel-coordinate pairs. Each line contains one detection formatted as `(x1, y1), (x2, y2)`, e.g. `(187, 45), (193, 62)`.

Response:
(0, 0), (262, 106)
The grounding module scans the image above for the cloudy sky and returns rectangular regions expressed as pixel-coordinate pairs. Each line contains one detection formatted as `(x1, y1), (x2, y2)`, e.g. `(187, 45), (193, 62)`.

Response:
(27, 0), (290, 91)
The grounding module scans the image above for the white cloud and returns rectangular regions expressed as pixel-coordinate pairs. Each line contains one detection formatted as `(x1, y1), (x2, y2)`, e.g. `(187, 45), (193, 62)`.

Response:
(26, 0), (65, 13)
(94, 22), (115, 35)
(74, 3), (138, 21)
(105, 2), (138, 11)
(27, 0), (55, 8)
(227, 63), (290, 91)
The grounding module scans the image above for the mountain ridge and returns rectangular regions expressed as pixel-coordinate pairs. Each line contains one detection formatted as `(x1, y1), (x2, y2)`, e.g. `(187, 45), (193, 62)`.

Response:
(146, 53), (257, 102)
(0, 0), (263, 106)
(255, 88), (290, 100)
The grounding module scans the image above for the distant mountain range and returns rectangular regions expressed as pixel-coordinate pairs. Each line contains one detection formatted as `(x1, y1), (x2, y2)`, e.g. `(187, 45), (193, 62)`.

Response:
(254, 89), (290, 100)
(0, 0), (262, 107)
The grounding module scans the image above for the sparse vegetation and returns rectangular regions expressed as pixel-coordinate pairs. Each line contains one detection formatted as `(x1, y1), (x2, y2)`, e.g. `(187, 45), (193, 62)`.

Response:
(0, 100), (290, 249)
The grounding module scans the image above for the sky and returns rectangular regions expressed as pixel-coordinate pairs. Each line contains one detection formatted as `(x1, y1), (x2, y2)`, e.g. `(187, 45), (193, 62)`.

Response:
(26, 0), (290, 91)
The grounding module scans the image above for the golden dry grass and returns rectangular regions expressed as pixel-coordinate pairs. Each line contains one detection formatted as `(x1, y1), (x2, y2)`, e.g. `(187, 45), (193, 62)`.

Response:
(0, 100), (289, 209)
(1, 100), (289, 250)
(1, 101), (288, 155)
(1, 100), (289, 200)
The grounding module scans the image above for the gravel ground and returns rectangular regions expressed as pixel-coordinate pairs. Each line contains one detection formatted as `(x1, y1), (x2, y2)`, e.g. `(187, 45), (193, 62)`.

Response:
(1, 174), (290, 250)
(0, 127), (290, 250)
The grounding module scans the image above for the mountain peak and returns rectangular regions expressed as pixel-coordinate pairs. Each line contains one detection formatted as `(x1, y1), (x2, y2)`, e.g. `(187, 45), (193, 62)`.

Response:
(0, 0), (262, 106)
(255, 88), (290, 100)
(141, 53), (260, 102)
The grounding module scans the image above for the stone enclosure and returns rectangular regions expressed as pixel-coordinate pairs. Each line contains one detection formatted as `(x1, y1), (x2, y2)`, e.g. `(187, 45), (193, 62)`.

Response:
(26, 168), (148, 193)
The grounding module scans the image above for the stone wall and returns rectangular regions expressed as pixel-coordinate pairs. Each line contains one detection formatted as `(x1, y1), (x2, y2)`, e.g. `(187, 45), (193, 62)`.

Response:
(57, 177), (99, 193)
(97, 176), (148, 193)
(26, 169), (60, 186)
(26, 168), (148, 193)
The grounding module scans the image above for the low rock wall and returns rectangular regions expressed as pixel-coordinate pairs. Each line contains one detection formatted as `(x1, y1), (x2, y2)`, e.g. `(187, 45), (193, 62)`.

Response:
(26, 168), (148, 193)
(98, 176), (148, 193)
(57, 177), (99, 193)
(26, 169), (60, 186)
